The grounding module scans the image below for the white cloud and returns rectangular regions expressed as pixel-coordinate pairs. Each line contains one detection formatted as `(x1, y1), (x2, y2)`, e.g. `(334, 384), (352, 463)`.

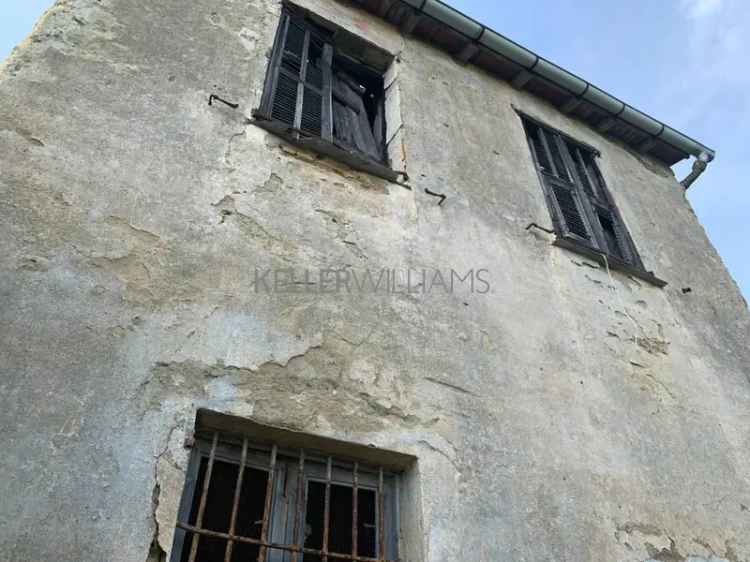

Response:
(683, 0), (722, 18)
(652, 0), (750, 129)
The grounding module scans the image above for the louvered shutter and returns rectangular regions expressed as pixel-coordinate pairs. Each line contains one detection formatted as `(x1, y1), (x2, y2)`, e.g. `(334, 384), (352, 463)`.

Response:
(549, 181), (591, 240)
(522, 115), (644, 267)
(569, 144), (596, 196)
(271, 17), (304, 126)
(524, 119), (592, 240)
(266, 13), (332, 140)
(573, 147), (638, 264)
(524, 120), (553, 174)
(544, 133), (570, 182)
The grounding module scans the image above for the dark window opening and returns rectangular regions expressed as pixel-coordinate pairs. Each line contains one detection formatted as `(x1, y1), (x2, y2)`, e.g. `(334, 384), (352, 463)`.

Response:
(333, 53), (384, 131)
(521, 114), (654, 279)
(598, 210), (625, 260)
(256, 7), (396, 181)
(303, 482), (378, 562)
(170, 432), (400, 562)
(180, 459), (268, 562)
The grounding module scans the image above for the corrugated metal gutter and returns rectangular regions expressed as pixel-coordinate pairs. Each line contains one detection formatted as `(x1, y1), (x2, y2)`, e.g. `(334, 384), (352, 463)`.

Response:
(399, 0), (715, 162)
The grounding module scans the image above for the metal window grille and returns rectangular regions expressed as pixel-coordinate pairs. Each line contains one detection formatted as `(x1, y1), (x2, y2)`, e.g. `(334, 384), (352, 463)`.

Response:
(170, 432), (400, 562)
(521, 114), (644, 270)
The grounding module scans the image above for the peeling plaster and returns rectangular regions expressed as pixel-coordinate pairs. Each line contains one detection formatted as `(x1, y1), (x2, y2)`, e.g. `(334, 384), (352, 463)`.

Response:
(2, 0), (750, 561)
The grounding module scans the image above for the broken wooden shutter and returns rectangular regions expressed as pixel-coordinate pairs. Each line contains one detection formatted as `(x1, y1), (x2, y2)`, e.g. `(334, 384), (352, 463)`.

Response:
(588, 173), (639, 264)
(565, 136), (642, 266)
(331, 71), (383, 162)
(267, 12), (332, 140)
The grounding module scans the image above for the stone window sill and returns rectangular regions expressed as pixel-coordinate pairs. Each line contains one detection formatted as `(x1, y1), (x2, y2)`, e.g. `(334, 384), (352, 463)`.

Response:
(251, 113), (404, 184)
(553, 235), (667, 287)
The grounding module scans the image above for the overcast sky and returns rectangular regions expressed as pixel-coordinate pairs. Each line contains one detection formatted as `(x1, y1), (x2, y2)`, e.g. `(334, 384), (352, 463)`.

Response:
(1, 0), (747, 299)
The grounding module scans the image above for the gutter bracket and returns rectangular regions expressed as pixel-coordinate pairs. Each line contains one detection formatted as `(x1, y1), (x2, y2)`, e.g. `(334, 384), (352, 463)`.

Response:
(680, 153), (710, 190)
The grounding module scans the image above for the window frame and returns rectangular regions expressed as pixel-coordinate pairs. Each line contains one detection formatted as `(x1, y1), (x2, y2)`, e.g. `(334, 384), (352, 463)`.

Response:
(170, 431), (401, 562)
(519, 111), (666, 287)
(253, 6), (401, 183)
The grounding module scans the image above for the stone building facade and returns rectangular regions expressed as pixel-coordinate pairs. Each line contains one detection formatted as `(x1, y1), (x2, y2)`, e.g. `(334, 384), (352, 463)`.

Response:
(1, 1), (749, 561)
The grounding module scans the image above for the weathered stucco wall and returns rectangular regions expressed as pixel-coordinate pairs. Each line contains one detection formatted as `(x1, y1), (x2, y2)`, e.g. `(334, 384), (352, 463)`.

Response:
(1, 1), (749, 561)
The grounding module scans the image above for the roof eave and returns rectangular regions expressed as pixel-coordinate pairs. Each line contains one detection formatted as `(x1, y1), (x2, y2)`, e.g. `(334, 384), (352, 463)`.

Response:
(351, 0), (715, 166)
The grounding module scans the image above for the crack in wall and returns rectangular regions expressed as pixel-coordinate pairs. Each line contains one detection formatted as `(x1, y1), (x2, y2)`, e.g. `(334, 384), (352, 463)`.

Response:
(416, 439), (462, 475)
(211, 194), (299, 260)
(315, 208), (368, 261)
(423, 376), (475, 396)
(104, 216), (162, 244)
(147, 427), (176, 562)
(615, 521), (742, 562)
(138, 344), (426, 432)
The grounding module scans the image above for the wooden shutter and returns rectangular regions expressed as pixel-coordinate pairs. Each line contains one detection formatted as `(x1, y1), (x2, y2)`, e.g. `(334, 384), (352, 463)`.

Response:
(570, 146), (639, 264)
(265, 12), (332, 140)
(522, 115), (645, 268)
(568, 144), (597, 197)
(544, 133), (570, 182)
(550, 182), (591, 240)
(567, 135), (642, 266)
(524, 120), (553, 174)
(270, 16), (304, 126)
(524, 119), (592, 240)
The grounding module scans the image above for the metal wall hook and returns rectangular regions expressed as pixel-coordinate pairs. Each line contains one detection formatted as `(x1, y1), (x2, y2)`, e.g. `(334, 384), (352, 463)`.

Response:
(424, 188), (446, 206)
(209, 94), (239, 109)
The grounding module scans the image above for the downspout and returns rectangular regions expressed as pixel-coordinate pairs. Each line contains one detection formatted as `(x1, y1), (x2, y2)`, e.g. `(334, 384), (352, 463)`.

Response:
(680, 151), (712, 190)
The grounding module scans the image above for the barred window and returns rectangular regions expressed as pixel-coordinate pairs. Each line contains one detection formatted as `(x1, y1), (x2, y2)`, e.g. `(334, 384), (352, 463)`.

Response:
(170, 412), (405, 562)
(254, 6), (399, 182)
(522, 115), (661, 283)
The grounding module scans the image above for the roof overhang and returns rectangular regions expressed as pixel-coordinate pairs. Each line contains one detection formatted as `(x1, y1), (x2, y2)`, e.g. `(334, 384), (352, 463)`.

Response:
(350, 0), (715, 166)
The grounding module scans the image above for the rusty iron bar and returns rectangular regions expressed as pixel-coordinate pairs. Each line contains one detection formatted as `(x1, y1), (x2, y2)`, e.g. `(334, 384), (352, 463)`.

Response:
(224, 437), (249, 562)
(290, 449), (305, 562)
(352, 462), (359, 560)
(394, 475), (400, 562)
(257, 444), (278, 562)
(322, 456), (333, 562)
(187, 432), (219, 562)
(176, 523), (400, 562)
(378, 468), (385, 562)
